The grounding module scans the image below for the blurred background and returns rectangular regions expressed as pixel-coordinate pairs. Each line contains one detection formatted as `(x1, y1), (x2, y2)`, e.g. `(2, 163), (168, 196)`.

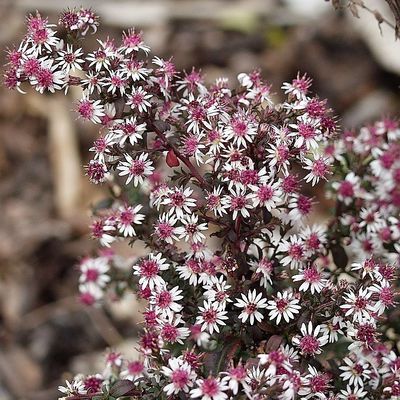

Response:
(0, 0), (400, 399)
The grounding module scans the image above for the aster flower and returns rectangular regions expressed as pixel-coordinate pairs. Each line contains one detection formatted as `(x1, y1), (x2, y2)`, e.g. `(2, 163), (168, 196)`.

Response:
(162, 186), (197, 219)
(79, 257), (110, 288)
(222, 185), (253, 220)
(292, 264), (328, 294)
(196, 301), (228, 334)
(292, 322), (329, 357)
(161, 357), (196, 396)
(120, 360), (145, 382)
(340, 288), (373, 323)
(117, 204), (145, 237)
(266, 291), (301, 324)
(56, 44), (84, 73)
(117, 152), (154, 186)
(175, 214), (208, 244)
(151, 285), (184, 314)
(339, 357), (371, 387)
(76, 96), (105, 124)
(126, 86), (152, 113)
(190, 376), (228, 400)
(234, 289), (268, 325)
(132, 253), (169, 290)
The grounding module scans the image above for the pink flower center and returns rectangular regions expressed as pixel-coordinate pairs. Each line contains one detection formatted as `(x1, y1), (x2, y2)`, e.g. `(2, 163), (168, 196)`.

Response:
(85, 268), (99, 282)
(170, 192), (185, 207)
(201, 378), (219, 396)
(78, 100), (94, 119)
(356, 323), (376, 344)
(120, 210), (134, 225)
(129, 160), (145, 176)
(339, 181), (354, 197)
(276, 298), (288, 312)
(299, 335), (320, 355)
(162, 324), (179, 342)
(140, 260), (159, 278)
(127, 361), (144, 375)
(157, 291), (172, 308)
(171, 369), (189, 388)
(230, 196), (246, 210)
(288, 244), (304, 260)
(258, 185), (274, 202)
(202, 309), (217, 324)
(312, 159), (329, 177)
(303, 268), (321, 283)
(245, 303), (257, 314)
(232, 119), (248, 137)
(36, 68), (54, 88)
(298, 123), (316, 139)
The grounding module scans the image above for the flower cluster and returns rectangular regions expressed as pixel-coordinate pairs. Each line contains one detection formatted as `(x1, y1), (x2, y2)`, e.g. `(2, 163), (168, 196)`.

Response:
(5, 9), (400, 400)
(329, 120), (400, 265)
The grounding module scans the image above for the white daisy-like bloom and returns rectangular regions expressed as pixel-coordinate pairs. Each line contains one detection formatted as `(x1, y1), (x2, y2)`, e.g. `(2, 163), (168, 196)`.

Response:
(151, 285), (183, 315)
(278, 235), (306, 270)
(190, 324), (211, 347)
(76, 95), (105, 124)
(338, 385), (368, 400)
(331, 172), (361, 206)
(339, 357), (371, 387)
(292, 264), (327, 294)
(86, 42), (113, 72)
(205, 186), (227, 217)
(175, 214), (208, 244)
(292, 322), (329, 357)
(320, 316), (344, 343)
(181, 133), (206, 166)
(132, 253), (169, 290)
(190, 376), (228, 400)
(117, 204), (145, 237)
(81, 70), (101, 94)
(120, 28), (150, 54)
(117, 152), (155, 186)
(153, 213), (179, 244)
(176, 259), (202, 286)
(221, 364), (249, 395)
(234, 289), (268, 325)
(162, 186), (197, 219)
(298, 365), (330, 400)
(79, 257), (110, 288)
(56, 44), (84, 73)
(203, 275), (232, 308)
(368, 280), (395, 316)
(340, 288), (373, 323)
(126, 85), (152, 113)
(222, 184), (253, 220)
(250, 256), (274, 288)
(303, 155), (331, 186)
(161, 357), (196, 396)
(29, 58), (65, 94)
(258, 348), (292, 378)
(113, 116), (146, 147)
(266, 290), (301, 324)
(248, 180), (283, 210)
(289, 118), (321, 150)
(79, 282), (104, 304)
(119, 359), (145, 382)
(58, 378), (85, 396)
(243, 366), (266, 398)
(224, 112), (258, 148)
(351, 259), (379, 280)
(196, 301), (228, 334)
(158, 312), (190, 345)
